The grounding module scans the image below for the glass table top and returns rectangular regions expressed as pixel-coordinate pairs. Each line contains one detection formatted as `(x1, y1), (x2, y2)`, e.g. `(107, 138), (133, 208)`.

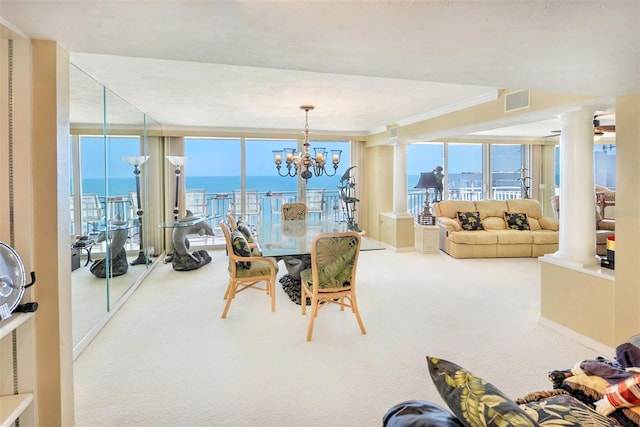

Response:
(258, 220), (386, 257)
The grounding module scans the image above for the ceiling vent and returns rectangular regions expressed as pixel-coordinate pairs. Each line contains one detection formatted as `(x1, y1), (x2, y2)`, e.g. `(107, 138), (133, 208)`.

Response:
(387, 124), (399, 139)
(504, 90), (530, 112)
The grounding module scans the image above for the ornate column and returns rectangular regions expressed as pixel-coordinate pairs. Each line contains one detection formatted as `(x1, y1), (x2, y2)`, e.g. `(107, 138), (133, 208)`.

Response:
(554, 108), (599, 266)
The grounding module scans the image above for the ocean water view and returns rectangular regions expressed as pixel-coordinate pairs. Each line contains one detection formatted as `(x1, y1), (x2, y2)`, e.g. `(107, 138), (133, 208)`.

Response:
(79, 173), (524, 198)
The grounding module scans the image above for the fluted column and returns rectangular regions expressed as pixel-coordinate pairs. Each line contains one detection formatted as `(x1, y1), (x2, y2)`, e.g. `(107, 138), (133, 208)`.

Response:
(554, 109), (599, 266)
(392, 141), (409, 214)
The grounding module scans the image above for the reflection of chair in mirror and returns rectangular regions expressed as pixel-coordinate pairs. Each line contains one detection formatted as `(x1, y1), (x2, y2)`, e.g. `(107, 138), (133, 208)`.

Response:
(300, 231), (365, 341)
(230, 190), (261, 222)
(306, 189), (325, 220)
(81, 193), (104, 235)
(281, 202), (307, 220)
(219, 221), (278, 318)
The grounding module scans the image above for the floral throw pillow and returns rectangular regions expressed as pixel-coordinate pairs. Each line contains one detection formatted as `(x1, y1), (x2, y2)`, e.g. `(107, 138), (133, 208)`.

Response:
(427, 356), (536, 427)
(456, 211), (484, 231)
(504, 212), (530, 230)
(230, 229), (252, 269)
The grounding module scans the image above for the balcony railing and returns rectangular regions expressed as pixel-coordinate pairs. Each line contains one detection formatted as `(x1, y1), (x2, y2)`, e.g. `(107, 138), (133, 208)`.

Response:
(74, 185), (526, 250)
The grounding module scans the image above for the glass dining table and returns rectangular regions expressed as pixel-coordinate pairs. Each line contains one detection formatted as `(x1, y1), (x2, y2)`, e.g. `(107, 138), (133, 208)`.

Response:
(258, 220), (386, 258)
(256, 220), (386, 304)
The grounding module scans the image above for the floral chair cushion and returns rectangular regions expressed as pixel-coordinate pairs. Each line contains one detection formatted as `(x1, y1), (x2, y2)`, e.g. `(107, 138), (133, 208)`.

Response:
(230, 229), (252, 269)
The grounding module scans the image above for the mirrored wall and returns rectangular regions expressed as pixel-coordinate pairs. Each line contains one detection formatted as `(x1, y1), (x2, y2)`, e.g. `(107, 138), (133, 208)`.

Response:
(70, 64), (160, 353)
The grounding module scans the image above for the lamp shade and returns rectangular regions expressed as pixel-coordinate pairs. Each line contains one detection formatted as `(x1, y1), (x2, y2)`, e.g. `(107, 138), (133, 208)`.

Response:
(414, 172), (438, 189)
(122, 156), (150, 166)
(166, 155), (189, 166)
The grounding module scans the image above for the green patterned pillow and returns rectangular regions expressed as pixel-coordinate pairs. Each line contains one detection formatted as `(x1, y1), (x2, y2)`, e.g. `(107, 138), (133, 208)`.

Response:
(504, 212), (530, 230)
(236, 221), (255, 244)
(230, 229), (252, 269)
(456, 211), (484, 231)
(520, 393), (616, 426)
(427, 356), (536, 427)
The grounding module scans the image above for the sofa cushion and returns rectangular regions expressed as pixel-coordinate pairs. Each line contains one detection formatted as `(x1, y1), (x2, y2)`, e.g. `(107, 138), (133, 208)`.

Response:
(482, 216), (507, 230)
(427, 356), (537, 427)
(531, 230), (559, 245)
(475, 200), (508, 219)
(506, 199), (543, 219)
(449, 231), (497, 245)
(456, 211), (484, 231)
(382, 400), (464, 427)
(504, 212), (531, 230)
(527, 217), (542, 231)
(538, 216), (559, 231)
(494, 230), (533, 244)
(435, 200), (477, 219)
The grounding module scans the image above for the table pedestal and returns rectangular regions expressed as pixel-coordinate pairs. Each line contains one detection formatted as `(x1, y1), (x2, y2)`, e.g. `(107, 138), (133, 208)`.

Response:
(279, 255), (311, 305)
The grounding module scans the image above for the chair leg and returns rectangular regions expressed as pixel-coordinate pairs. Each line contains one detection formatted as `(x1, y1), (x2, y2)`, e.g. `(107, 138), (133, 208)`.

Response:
(301, 284), (307, 315)
(306, 297), (319, 341)
(269, 279), (276, 312)
(221, 282), (236, 318)
(350, 293), (367, 335)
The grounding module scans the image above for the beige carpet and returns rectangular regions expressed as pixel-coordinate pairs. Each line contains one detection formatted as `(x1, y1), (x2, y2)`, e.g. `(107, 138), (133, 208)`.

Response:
(74, 248), (603, 427)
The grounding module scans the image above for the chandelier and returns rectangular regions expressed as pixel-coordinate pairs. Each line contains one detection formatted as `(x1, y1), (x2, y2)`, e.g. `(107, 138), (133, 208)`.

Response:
(273, 105), (341, 180)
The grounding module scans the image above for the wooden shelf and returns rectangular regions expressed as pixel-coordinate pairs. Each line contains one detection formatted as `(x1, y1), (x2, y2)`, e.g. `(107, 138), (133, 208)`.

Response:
(0, 312), (34, 340)
(0, 393), (34, 427)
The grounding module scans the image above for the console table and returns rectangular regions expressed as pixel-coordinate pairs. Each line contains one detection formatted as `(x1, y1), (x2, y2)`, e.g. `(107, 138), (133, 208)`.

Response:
(159, 214), (215, 271)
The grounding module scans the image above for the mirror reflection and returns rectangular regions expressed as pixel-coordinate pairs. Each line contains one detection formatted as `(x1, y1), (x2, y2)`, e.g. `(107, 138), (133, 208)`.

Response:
(70, 64), (155, 351)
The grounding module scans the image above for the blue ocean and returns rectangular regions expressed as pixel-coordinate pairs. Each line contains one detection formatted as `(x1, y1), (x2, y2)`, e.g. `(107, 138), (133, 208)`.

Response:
(81, 172), (521, 198)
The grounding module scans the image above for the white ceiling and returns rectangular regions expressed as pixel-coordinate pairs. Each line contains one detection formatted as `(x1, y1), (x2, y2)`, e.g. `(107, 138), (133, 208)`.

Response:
(1, 0), (638, 138)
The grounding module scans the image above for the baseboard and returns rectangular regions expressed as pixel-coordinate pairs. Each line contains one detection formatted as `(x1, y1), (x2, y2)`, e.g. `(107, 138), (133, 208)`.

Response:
(538, 316), (615, 357)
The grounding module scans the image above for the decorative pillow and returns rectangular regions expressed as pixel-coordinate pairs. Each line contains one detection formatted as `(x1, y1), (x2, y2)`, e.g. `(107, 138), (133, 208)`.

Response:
(382, 400), (464, 427)
(236, 221), (255, 244)
(504, 212), (530, 230)
(520, 393), (617, 426)
(456, 211), (484, 231)
(596, 374), (640, 416)
(427, 356), (536, 427)
(230, 229), (252, 269)
(561, 374), (640, 426)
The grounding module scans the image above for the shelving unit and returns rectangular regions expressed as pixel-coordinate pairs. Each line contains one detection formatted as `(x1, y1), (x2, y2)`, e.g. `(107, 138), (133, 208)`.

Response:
(0, 312), (36, 427)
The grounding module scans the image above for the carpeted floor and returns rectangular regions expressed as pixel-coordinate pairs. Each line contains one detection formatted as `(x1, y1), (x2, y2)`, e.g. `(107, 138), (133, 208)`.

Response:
(73, 248), (604, 427)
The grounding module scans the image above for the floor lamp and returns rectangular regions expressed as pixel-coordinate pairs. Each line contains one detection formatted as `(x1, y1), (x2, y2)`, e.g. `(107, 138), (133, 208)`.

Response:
(123, 156), (150, 266)
(166, 156), (189, 221)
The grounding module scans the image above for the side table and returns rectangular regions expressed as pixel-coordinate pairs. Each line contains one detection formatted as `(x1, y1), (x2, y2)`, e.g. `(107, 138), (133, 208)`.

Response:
(414, 224), (439, 253)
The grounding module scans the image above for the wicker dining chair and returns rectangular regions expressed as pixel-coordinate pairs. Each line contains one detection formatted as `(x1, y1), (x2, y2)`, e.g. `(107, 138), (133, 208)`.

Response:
(219, 221), (278, 318)
(281, 202), (308, 221)
(300, 231), (365, 341)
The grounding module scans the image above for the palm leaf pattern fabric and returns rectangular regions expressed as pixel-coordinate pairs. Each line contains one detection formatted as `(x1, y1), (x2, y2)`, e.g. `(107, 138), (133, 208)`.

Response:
(313, 235), (359, 290)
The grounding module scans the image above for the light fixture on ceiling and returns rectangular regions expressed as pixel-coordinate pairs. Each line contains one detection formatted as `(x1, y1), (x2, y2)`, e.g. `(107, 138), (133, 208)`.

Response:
(273, 105), (341, 180)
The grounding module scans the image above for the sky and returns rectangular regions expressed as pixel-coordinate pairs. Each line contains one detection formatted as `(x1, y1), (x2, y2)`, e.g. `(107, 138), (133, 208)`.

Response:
(79, 136), (524, 179)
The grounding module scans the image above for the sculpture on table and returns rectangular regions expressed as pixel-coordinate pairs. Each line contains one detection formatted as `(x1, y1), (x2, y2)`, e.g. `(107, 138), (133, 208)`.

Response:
(90, 218), (129, 278)
(171, 210), (214, 271)
(337, 166), (361, 232)
(433, 165), (444, 202)
(517, 166), (531, 199)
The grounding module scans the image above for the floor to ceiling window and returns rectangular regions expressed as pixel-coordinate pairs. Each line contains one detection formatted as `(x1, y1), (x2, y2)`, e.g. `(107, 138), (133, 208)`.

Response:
(490, 144), (525, 199)
(447, 143), (484, 201)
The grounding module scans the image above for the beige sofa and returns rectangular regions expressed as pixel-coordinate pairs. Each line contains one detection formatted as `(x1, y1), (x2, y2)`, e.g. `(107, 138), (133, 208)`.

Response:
(433, 199), (559, 258)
